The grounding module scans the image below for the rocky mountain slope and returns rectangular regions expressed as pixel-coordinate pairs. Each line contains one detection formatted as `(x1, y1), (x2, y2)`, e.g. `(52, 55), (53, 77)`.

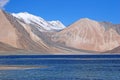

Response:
(0, 10), (87, 54)
(52, 18), (120, 52)
(105, 46), (120, 53)
(0, 10), (51, 52)
(0, 10), (120, 54)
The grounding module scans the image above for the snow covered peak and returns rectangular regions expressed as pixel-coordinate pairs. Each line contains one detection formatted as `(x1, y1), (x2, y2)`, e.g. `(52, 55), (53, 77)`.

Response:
(12, 12), (66, 31)
(49, 20), (66, 30)
(12, 12), (45, 24)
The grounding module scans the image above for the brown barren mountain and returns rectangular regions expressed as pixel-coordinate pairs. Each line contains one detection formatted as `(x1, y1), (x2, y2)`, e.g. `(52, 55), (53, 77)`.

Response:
(52, 18), (120, 52)
(0, 10), (63, 54)
(0, 10), (50, 52)
(0, 10), (120, 54)
(0, 10), (85, 54)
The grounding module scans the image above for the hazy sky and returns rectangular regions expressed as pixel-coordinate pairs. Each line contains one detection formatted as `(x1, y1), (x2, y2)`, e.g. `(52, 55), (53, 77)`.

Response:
(4, 0), (120, 26)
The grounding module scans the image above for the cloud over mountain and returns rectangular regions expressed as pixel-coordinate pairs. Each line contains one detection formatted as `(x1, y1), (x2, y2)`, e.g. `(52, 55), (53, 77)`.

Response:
(0, 0), (9, 8)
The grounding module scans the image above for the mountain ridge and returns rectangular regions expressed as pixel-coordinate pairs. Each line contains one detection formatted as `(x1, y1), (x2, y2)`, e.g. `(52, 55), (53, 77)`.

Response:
(52, 18), (120, 52)
(0, 9), (120, 54)
(0, 10), (89, 54)
(12, 12), (66, 32)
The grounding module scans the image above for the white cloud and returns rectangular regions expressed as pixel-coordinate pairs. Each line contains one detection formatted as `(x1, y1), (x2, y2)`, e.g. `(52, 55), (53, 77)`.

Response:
(0, 0), (9, 8)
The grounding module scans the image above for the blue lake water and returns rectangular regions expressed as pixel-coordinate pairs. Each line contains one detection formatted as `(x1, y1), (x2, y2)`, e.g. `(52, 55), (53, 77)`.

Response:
(0, 55), (120, 80)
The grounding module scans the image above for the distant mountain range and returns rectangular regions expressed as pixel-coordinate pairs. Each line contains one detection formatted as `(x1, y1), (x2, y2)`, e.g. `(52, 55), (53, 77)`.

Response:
(0, 10), (120, 54)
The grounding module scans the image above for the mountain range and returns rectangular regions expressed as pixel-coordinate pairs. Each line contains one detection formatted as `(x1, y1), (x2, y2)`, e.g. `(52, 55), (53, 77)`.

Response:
(0, 10), (120, 54)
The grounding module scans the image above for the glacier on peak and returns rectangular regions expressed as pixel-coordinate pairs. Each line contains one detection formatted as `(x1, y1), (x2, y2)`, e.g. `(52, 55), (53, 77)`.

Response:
(12, 12), (66, 31)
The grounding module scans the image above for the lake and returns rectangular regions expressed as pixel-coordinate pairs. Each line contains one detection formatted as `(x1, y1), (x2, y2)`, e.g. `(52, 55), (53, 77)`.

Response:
(0, 55), (120, 80)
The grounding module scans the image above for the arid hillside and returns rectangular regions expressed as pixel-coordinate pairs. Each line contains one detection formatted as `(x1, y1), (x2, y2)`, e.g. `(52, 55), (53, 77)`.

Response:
(0, 10), (120, 54)
(52, 18), (120, 52)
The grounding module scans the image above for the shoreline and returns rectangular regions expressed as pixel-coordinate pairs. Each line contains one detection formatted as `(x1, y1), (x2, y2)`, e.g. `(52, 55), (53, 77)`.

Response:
(0, 65), (46, 70)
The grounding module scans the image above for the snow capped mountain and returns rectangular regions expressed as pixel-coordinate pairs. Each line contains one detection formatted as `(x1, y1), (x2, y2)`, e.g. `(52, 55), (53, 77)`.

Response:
(12, 12), (66, 31)
(48, 20), (66, 30)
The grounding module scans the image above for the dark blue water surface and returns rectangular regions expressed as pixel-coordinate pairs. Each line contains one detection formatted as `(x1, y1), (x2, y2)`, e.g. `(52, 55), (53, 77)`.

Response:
(0, 55), (120, 80)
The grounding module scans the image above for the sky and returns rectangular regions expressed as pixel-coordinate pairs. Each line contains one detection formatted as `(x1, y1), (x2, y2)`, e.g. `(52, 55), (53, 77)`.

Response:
(1, 0), (120, 26)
